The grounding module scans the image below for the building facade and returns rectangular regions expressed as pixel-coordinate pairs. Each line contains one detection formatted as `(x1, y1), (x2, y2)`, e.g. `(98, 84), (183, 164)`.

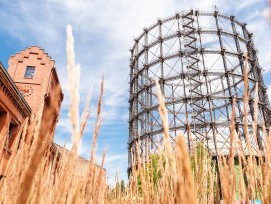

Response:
(0, 61), (31, 174)
(8, 46), (64, 139)
(0, 46), (63, 175)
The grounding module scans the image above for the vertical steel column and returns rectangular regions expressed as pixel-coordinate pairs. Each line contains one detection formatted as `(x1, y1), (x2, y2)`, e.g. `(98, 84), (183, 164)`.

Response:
(230, 16), (245, 136)
(158, 19), (165, 95)
(144, 28), (149, 158)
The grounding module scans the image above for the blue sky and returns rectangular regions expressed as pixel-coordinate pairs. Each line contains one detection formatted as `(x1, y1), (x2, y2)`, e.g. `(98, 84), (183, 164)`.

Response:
(0, 0), (271, 184)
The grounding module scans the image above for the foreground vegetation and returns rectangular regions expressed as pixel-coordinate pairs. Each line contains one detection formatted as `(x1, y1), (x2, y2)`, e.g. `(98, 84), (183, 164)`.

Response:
(0, 25), (270, 204)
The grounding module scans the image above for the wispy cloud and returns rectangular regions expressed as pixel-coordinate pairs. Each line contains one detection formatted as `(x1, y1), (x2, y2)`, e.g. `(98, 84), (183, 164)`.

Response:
(268, 84), (271, 102)
(236, 0), (259, 10)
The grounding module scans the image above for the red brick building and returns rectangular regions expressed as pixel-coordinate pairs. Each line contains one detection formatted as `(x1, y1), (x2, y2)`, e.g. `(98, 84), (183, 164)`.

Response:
(0, 46), (63, 175)
(8, 46), (64, 139)
(0, 61), (31, 174)
(0, 46), (105, 179)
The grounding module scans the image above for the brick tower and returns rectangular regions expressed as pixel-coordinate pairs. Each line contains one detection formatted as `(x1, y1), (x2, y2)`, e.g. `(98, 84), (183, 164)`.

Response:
(8, 46), (63, 139)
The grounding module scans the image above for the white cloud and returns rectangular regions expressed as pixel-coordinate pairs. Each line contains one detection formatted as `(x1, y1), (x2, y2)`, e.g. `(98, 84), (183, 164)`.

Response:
(268, 84), (271, 102)
(56, 116), (72, 132)
(236, 0), (259, 10)
(97, 153), (128, 184)
(263, 7), (271, 19)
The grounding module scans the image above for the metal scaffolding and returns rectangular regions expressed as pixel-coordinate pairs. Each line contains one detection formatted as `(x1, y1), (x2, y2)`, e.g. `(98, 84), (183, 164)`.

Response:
(128, 9), (271, 171)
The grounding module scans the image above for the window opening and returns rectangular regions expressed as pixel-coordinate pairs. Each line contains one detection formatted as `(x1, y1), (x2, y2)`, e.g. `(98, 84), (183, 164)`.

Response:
(24, 66), (35, 79)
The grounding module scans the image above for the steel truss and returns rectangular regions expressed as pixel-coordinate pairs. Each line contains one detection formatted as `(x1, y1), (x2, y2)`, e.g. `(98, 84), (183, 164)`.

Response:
(128, 9), (271, 171)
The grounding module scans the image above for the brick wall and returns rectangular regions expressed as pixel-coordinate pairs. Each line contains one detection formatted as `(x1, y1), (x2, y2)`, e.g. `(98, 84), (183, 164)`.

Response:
(53, 144), (106, 181)
(0, 96), (24, 175)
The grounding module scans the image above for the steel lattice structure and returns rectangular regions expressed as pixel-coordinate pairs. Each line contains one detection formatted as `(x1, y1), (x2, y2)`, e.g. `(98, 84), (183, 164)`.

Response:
(128, 9), (271, 171)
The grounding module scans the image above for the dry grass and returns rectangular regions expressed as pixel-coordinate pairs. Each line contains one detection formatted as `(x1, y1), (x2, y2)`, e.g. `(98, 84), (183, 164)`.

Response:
(0, 24), (270, 204)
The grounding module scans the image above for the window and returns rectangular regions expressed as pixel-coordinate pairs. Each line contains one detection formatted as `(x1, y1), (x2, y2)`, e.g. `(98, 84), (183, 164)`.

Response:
(8, 123), (15, 142)
(24, 66), (35, 79)
(8, 121), (18, 149)
(0, 105), (7, 132)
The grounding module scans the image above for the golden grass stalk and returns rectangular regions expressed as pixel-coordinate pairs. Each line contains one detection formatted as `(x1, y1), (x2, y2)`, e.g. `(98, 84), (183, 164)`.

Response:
(136, 142), (149, 204)
(155, 80), (172, 155)
(16, 102), (49, 204)
(66, 24), (81, 155)
(175, 133), (196, 204)
(218, 98), (236, 203)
